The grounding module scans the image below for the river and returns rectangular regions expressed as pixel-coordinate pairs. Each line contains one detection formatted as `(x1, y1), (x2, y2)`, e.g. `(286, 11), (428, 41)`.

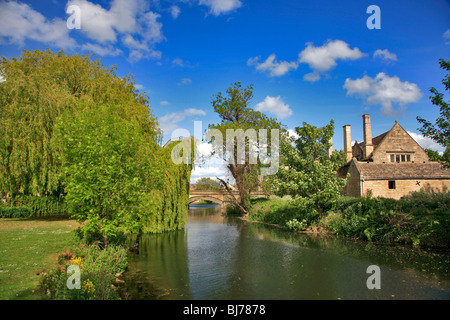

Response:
(122, 204), (450, 300)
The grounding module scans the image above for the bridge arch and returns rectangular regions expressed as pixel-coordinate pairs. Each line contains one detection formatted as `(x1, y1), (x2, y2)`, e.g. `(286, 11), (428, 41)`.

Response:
(189, 196), (224, 206)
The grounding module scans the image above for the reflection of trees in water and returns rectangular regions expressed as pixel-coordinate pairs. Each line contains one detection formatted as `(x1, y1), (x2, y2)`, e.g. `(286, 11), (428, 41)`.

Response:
(123, 209), (450, 300)
(124, 229), (191, 300)
(242, 221), (450, 287)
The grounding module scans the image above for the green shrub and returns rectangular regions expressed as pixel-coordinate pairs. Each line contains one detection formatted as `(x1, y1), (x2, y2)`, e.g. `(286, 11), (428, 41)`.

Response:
(0, 195), (68, 217)
(39, 244), (128, 300)
(0, 206), (32, 218)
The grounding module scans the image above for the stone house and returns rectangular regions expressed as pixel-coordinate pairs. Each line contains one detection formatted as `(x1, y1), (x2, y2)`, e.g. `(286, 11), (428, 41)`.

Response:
(338, 114), (450, 199)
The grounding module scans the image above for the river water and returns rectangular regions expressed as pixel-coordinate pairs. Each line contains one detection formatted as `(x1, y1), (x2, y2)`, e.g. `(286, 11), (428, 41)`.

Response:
(122, 204), (450, 300)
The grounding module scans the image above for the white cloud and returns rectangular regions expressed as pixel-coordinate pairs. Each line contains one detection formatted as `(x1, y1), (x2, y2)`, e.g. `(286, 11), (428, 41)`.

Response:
(160, 101), (169, 105)
(255, 96), (293, 119)
(170, 5), (181, 19)
(0, 1), (75, 48)
(198, 0), (242, 16)
(159, 108), (206, 135)
(66, 0), (164, 61)
(443, 29), (450, 45)
(184, 108), (207, 116)
(248, 54), (298, 77)
(343, 72), (423, 117)
(178, 78), (193, 86)
(190, 165), (229, 184)
(81, 42), (123, 56)
(303, 72), (321, 82)
(298, 40), (365, 80)
(287, 129), (299, 140)
(407, 131), (445, 152)
(373, 49), (398, 62)
(172, 57), (184, 66)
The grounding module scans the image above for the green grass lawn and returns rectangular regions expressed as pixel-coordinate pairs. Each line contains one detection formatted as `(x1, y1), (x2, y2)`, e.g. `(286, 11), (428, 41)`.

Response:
(0, 217), (80, 300)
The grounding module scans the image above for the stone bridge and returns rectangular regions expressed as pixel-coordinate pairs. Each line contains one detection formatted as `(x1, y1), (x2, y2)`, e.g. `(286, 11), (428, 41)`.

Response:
(189, 190), (266, 208)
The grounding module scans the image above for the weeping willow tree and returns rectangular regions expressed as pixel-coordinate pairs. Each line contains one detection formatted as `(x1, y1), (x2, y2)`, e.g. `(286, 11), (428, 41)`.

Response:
(0, 49), (192, 244)
(0, 49), (160, 196)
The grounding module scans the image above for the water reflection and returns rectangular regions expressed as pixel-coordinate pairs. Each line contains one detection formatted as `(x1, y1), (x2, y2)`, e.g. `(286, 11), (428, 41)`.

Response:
(123, 204), (450, 300)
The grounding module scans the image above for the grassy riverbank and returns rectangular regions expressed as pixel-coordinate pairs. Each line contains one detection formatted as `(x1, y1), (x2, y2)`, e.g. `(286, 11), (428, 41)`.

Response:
(0, 217), (80, 299)
(0, 217), (128, 300)
(245, 191), (450, 249)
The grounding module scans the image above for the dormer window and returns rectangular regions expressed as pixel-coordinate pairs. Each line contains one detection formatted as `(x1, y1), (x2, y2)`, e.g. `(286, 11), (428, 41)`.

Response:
(390, 154), (412, 163)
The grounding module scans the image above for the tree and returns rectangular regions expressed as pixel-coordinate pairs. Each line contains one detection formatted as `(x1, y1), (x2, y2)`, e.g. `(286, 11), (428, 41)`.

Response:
(273, 120), (347, 220)
(417, 58), (450, 167)
(0, 49), (160, 196)
(207, 82), (285, 215)
(195, 177), (221, 191)
(0, 50), (193, 245)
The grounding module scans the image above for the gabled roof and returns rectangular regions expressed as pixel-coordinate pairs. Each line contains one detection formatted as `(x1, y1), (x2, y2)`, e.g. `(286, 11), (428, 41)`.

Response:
(356, 131), (389, 151)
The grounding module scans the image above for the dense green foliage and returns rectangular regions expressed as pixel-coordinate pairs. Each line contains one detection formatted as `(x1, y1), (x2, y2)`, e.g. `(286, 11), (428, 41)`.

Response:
(0, 50), (193, 244)
(0, 206), (31, 218)
(0, 195), (67, 217)
(417, 58), (450, 167)
(194, 177), (221, 191)
(272, 120), (348, 219)
(39, 244), (128, 300)
(0, 49), (160, 196)
(249, 190), (450, 248)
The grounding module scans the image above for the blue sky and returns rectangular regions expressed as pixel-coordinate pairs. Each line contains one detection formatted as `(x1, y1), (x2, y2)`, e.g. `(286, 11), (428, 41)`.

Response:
(0, 0), (449, 181)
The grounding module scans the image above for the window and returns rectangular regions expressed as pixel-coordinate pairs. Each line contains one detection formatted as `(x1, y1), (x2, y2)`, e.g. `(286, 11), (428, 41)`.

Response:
(388, 180), (396, 189)
(389, 154), (412, 163)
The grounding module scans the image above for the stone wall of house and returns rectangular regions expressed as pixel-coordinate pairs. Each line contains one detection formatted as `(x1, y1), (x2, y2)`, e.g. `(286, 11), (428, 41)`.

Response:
(342, 161), (361, 197)
(363, 179), (450, 199)
(371, 122), (430, 164)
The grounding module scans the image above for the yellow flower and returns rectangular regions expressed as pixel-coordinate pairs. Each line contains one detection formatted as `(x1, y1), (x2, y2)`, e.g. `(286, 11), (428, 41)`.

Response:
(71, 257), (83, 266)
(82, 279), (95, 295)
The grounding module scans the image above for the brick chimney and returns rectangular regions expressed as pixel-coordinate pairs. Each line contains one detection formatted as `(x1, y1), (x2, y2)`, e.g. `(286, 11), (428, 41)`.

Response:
(327, 137), (333, 158)
(343, 125), (352, 162)
(362, 114), (374, 159)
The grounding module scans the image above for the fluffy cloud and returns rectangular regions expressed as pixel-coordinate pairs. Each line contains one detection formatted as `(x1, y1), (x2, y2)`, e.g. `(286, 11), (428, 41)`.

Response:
(407, 131), (445, 152)
(178, 78), (193, 86)
(255, 96), (293, 119)
(444, 29), (450, 45)
(343, 72), (423, 117)
(159, 108), (206, 135)
(299, 40), (365, 81)
(373, 49), (398, 62)
(190, 141), (230, 183)
(198, 0), (242, 16)
(170, 5), (181, 19)
(0, 1), (75, 48)
(247, 54), (298, 77)
(81, 42), (123, 56)
(248, 40), (365, 81)
(66, 0), (164, 61)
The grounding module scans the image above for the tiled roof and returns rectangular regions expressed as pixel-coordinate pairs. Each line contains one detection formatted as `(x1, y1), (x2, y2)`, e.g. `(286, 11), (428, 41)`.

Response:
(356, 131), (388, 150)
(354, 161), (450, 179)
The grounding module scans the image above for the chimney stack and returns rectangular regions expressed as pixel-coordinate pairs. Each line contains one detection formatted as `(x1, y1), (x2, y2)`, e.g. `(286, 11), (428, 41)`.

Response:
(327, 137), (333, 158)
(362, 114), (374, 159)
(343, 125), (352, 162)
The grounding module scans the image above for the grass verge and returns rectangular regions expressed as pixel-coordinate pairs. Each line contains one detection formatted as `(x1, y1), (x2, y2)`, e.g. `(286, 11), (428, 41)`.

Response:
(0, 216), (80, 299)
